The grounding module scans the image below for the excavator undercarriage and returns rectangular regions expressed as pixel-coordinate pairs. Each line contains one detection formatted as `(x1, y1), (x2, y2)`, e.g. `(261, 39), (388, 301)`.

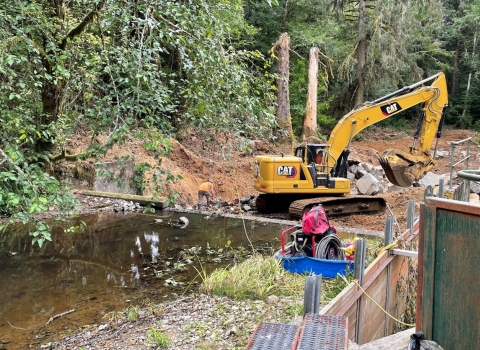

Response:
(255, 193), (387, 219)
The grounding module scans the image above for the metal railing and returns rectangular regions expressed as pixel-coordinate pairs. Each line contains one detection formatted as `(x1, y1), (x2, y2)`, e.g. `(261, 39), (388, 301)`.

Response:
(449, 137), (472, 189)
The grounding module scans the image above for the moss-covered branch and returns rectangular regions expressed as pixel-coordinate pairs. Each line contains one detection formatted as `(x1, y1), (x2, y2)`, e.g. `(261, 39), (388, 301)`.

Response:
(59, 0), (105, 50)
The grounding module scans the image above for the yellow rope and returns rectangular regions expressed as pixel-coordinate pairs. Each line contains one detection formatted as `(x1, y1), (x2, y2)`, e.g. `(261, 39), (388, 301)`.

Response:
(352, 279), (415, 327)
(377, 242), (397, 254)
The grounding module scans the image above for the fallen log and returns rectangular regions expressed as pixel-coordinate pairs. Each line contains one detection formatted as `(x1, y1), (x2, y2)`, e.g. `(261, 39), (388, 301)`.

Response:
(77, 190), (168, 209)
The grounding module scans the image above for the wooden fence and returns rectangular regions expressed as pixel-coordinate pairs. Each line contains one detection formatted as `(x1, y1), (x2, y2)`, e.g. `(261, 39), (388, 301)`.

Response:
(320, 208), (419, 345)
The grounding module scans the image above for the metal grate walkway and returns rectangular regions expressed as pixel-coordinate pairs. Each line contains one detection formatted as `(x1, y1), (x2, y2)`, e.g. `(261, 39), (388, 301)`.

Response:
(245, 323), (299, 350)
(246, 314), (347, 350)
(297, 314), (348, 350)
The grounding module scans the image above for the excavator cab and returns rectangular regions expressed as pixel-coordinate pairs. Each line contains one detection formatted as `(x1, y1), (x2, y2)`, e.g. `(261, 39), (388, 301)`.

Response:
(294, 144), (326, 166)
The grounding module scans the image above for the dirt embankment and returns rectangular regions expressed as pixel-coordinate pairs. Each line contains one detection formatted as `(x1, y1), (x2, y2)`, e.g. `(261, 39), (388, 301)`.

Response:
(64, 127), (479, 232)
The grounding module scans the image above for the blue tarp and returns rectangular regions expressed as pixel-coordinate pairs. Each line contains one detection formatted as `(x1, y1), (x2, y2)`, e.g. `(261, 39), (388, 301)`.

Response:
(275, 251), (354, 278)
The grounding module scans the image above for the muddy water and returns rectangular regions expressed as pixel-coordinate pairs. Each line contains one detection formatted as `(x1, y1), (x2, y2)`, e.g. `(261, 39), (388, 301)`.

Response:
(0, 211), (291, 349)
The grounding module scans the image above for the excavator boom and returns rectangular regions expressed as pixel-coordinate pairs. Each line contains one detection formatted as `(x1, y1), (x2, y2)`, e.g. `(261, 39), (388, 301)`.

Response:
(325, 72), (448, 186)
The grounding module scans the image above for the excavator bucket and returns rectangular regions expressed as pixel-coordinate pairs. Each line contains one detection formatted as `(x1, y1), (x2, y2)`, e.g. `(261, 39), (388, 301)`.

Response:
(378, 157), (415, 187)
(378, 150), (434, 187)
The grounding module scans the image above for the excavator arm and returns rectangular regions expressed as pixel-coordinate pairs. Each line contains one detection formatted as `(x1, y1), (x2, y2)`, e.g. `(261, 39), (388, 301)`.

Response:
(324, 72), (448, 186)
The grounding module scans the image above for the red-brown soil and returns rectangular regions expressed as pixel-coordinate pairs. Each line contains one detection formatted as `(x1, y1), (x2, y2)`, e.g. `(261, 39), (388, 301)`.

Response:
(66, 127), (479, 232)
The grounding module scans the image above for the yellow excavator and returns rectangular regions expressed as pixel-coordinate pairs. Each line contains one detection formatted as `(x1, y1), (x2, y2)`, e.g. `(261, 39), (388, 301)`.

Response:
(254, 72), (448, 218)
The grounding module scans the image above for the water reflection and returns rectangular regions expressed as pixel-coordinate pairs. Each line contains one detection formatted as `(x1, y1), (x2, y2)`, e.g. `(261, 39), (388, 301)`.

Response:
(0, 211), (289, 349)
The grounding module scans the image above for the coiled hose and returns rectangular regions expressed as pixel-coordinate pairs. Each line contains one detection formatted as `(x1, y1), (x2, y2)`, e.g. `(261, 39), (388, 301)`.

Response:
(315, 234), (346, 260)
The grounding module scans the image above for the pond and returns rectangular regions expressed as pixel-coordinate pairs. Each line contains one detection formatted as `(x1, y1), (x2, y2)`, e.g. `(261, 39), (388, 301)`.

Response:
(0, 211), (292, 349)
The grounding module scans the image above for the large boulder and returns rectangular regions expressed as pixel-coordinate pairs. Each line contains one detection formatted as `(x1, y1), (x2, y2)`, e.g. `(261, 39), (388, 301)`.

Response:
(418, 172), (442, 187)
(356, 173), (383, 195)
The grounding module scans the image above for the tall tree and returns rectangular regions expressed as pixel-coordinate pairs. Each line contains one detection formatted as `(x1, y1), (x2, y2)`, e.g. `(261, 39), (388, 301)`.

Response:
(273, 33), (294, 144)
(335, 0), (445, 106)
(244, 0), (336, 135)
(442, 0), (480, 127)
(353, 0), (367, 106)
(461, 20), (478, 120)
(302, 47), (319, 139)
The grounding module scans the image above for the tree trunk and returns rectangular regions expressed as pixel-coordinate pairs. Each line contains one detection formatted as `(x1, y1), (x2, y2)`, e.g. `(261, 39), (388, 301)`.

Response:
(275, 33), (294, 145)
(353, 0), (367, 106)
(451, 40), (461, 98)
(302, 47), (319, 140)
(35, 1), (105, 152)
(461, 25), (478, 120)
(40, 82), (63, 126)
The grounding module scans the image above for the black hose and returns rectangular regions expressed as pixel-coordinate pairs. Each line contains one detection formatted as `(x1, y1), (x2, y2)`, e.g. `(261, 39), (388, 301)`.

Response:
(315, 234), (346, 260)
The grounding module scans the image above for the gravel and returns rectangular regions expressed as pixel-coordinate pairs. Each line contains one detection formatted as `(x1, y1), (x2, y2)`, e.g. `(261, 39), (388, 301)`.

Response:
(46, 293), (302, 350)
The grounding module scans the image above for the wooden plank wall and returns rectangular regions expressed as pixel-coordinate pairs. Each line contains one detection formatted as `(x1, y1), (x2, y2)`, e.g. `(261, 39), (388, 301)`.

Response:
(321, 220), (419, 345)
(419, 198), (480, 350)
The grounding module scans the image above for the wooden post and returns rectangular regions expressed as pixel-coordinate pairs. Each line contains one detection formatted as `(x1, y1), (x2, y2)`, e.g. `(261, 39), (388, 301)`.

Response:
(384, 216), (393, 336)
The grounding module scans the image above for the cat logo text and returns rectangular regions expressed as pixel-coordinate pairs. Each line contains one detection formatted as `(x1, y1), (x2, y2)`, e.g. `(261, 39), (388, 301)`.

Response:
(380, 102), (403, 116)
(277, 166), (297, 178)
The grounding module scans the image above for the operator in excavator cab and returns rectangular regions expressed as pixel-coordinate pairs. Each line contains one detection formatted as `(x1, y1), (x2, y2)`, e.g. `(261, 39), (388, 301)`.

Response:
(315, 149), (323, 164)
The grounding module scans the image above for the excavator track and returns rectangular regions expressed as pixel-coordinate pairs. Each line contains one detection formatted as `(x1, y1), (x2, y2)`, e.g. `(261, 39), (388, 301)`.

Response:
(255, 193), (296, 214)
(288, 195), (387, 220)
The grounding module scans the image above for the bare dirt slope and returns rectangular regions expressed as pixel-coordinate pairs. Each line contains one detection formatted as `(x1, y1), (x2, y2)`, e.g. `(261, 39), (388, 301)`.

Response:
(67, 127), (479, 232)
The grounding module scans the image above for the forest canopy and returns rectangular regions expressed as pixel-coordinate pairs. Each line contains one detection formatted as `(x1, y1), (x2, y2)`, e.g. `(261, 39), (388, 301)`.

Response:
(1, 0), (479, 245)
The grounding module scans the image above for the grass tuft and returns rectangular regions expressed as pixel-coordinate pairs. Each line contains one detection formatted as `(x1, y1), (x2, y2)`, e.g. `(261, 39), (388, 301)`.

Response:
(201, 254), (305, 300)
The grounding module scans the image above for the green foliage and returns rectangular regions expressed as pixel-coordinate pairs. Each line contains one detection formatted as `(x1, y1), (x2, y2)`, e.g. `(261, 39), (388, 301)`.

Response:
(125, 305), (140, 321)
(0, 147), (78, 246)
(0, 0), (276, 246)
(147, 324), (170, 348)
(201, 254), (305, 300)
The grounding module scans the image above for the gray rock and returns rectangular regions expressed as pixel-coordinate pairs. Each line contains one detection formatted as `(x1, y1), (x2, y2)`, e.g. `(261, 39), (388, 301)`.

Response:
(470, 181), (480, 194)
(349, 164), (359, 174)
(435, 150), (449, 158)
(418, 172), (441, 187)
(266, 295), (279, 303)
(387, 184), (404, 192)
(359, 162), (373, 173)
(239, 196), (252, 204)
(356, 168), (368, 180)
(371, 165), (385, 180)
(356, 173), (382, 195)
